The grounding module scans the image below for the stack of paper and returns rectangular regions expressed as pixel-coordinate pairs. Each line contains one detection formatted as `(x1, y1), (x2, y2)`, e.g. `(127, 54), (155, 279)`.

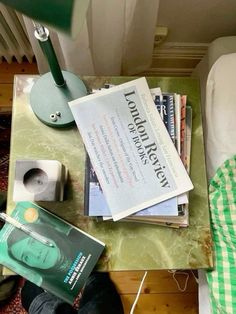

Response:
(69, 77), (193, 227)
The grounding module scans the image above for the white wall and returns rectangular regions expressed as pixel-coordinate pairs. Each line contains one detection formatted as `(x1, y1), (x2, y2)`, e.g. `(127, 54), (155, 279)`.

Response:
(157, 0), (236, 43)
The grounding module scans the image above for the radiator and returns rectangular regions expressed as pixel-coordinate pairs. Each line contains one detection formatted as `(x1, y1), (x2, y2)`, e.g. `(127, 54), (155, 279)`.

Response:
(0, 4), (34, 63)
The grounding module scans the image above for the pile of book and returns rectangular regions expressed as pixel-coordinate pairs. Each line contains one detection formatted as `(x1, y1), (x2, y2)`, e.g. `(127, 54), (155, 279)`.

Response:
(69, 78), (193, 228)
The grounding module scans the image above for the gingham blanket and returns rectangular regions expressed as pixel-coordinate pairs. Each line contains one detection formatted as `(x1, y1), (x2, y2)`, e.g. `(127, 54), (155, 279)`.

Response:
(206, 156), (236, 313)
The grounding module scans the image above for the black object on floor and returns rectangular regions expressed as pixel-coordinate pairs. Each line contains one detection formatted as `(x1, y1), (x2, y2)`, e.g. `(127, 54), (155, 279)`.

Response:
(20, 272), (124, 314)
(20, 280), (44, 311)
(78, 272), (124, 314)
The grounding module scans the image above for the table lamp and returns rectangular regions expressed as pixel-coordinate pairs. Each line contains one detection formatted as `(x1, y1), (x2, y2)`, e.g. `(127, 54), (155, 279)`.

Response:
(0, 0), (90, 128)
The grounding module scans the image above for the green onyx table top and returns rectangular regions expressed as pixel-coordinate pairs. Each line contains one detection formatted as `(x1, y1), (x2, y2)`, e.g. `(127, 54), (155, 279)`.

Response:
(7, 75), (213, 271)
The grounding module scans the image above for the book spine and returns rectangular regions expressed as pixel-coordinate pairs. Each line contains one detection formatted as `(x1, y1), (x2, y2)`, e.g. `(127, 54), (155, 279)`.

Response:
(153, 95), (163, 119)
(180, 95), (187, 163)
(84, 154), (91, 216)
(162, 94), (176, 145)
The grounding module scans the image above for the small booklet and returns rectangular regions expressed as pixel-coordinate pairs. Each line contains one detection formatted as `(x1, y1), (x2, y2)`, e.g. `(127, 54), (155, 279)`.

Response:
(69, 77), (193, 221)
(0, 202), (105, 304)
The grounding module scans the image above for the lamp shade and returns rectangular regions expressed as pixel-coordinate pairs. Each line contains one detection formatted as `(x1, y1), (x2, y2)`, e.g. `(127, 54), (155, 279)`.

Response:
(0, 0), (90, 37)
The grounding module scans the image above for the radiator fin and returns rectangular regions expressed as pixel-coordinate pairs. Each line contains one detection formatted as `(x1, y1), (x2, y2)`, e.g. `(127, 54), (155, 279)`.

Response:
(0, 4), (34, 63)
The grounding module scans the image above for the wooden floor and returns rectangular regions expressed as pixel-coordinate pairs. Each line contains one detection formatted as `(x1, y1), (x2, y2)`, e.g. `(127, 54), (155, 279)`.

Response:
(0, 60), (199, 313)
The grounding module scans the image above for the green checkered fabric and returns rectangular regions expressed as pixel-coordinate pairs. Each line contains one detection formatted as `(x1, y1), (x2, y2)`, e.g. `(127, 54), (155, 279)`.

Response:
(206, 156), (236, 313)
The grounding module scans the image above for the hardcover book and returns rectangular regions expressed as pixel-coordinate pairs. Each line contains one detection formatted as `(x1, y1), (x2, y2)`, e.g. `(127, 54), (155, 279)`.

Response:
(0, 202), (105, 304)
(69, 77), (193, 221)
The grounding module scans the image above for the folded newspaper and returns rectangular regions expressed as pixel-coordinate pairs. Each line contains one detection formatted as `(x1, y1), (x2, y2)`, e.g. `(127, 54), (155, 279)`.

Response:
(69, 77), (193, 221)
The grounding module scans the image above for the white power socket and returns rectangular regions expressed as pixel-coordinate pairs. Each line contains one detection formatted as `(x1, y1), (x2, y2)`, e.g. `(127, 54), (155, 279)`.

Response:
(154, 26), (168, 46)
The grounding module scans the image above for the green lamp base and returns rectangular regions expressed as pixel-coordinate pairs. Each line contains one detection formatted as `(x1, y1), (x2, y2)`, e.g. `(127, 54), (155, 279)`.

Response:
(30, 71), (87, 128)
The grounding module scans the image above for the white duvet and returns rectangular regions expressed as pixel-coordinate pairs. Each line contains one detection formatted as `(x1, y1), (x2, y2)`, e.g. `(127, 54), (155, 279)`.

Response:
(205, 53), (236, 179)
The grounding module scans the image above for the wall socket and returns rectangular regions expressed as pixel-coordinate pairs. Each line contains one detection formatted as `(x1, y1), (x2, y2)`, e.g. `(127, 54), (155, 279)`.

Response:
(154, 26), (168, 46)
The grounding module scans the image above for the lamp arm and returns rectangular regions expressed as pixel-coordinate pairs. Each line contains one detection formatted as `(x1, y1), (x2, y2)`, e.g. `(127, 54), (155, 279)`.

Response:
(34, 24), (65, 87)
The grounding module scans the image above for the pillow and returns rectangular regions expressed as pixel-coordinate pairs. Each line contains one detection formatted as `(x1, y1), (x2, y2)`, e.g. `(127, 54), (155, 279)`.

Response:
(205, 53), (236, 179)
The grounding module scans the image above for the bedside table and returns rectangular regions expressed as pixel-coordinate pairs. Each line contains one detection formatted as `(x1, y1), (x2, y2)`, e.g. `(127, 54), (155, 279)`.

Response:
(6, 75), (213, 271)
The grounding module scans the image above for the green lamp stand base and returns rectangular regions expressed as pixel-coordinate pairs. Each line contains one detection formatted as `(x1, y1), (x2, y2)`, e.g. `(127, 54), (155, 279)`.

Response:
(30, 71), (87, 128)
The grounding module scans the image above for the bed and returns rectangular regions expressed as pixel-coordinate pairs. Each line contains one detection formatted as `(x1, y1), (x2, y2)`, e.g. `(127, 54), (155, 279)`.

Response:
(192, 36), (236, 314)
